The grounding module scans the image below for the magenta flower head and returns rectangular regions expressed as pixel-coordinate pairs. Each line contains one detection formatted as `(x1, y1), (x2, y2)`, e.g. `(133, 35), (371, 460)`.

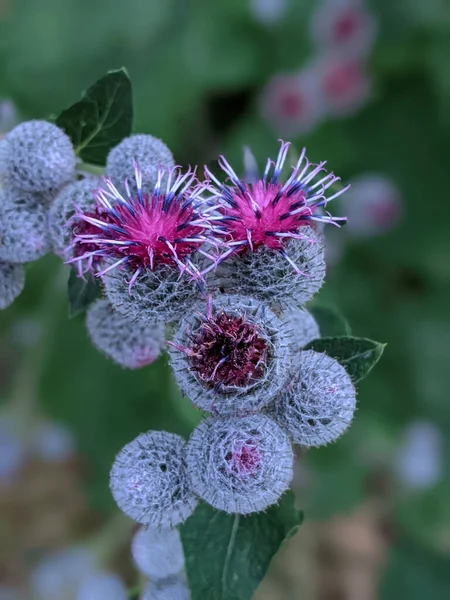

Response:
(72, 162), (212, 323)
(205, 141), (348, 307)
(168, 294), (294, 415)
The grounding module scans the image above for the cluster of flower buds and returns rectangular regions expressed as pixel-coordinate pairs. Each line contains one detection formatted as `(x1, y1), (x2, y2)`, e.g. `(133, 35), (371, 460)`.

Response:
(101, 135), (356, 533)
(260, 0), (377, 135)
(0, 120), (77, 309)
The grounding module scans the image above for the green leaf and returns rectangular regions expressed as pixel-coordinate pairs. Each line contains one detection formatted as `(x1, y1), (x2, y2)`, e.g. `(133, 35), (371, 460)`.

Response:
(55, 68), (133, 165)
(67, 268), (102, 318)
(309, 305), (351, 337)
(180, 492), (303, 600)
(303, 336), (385, 382)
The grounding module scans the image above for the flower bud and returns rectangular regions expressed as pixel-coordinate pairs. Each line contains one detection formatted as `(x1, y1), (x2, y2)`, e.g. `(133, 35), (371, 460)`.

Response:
(110, 431), (198, 528)
(272, 350), (356, 446)
(75, 572), (127, 600)
(0, 120), (76, 193)
(186, 414), (294, 514)
(131, 526), (184, 580)
(0, 262), (25, 309)
(284, 306), (320, 354)
(0, 189), (52, 263)
(86, 299), (164, 369)
(169, 295), (294, 415)
(106, 134), (174, 197)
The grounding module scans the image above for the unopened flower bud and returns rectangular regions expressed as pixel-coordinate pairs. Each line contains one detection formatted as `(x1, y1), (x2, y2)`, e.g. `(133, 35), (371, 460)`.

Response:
(0, 120), (76, 193)
(0, 189), (52, 263)
(110, 431), (197, 528)
(142, 578), (191, 600)
(272, 350), (356, 446)
(131, 526), (184, 580)
(186, 414), (294, 514)
(284, 306), (320, 354)
(106, 134), (174, 197)
(86, 299), (165, 369)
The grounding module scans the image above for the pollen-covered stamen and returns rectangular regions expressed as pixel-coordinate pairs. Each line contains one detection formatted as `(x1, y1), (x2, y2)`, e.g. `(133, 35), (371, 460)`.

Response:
(175, 310), (270, 389)
(72, 164), (213, 282)
(206, 141), (348, 258)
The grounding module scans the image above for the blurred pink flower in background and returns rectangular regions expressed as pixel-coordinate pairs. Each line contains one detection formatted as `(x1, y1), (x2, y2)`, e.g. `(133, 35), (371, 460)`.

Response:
(260, 66), (326, 135)
(310, 0), (378, 58)
(318, 57), (372, 118)
(340, 174), (402, 237)
(250, 0), (288, 25)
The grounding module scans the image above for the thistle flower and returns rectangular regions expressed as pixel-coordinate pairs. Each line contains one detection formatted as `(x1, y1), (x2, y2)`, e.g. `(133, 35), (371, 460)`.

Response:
(86, 299), (165, 369)
(142, 578), (191, 600)
(0, 262), (25, 309)
(310, 0), (378, 59)
(106, 134), (175, 197)
(339, 174), (402, 237)
(0, 189), (52, 263)
(259, 67), (325, 136)
(204, 141), (346, 304)
(73, 163), (211, 322)
(75, 572), (128, 600)
(131, 526), (185, 580)
(285, 306), (320, 354)
(318, 57), (371, 118)
(186, 414), (293, 514)
(0, 120), (76, 193)
(109, 431), (198, 528)
(48, 177), (100, 268)
(272, 350), (356, 447)
(169, 295), (294, 415)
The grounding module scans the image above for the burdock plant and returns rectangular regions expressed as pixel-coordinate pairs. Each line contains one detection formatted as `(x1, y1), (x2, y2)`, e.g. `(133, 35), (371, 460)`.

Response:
(0, 69), (385, 600)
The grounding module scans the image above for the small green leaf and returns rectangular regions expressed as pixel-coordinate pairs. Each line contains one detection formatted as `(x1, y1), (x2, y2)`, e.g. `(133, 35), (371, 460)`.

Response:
(303, 336), (385, 382)
(309, 304), (351, 337)
(180, 492), (303, 600)
(67, 268), (102, 318)
(56, 68), (133, 165)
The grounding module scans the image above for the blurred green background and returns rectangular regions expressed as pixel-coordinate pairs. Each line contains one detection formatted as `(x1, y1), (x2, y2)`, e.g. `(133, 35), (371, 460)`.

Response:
(1, 0), (450, 598)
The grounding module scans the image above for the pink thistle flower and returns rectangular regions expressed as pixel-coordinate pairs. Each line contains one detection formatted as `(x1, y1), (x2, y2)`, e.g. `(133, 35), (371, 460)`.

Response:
(310, 0), (378, 59)
(204, 140), (348, 274)
(319, 57), (372, 118)
(259, 67), (325, 136)
(70, 163), (213, 286)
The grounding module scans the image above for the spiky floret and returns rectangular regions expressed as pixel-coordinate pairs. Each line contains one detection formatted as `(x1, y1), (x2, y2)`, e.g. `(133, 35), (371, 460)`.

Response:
(72, 163), (212, 284)
(272, 350), (356, 447)
(0, 262), (25, 309)
(131, 526), (185, 580)
(186, 414), (294, 514)
(86, 299), (165, 369)
(0, 120), (76, 193)
(109, 431), (198, 528)
(48, 177), (100, 267)
(204, 140), (347, 272)
(106, 134), (175, 197)
(284, 306), (320, 354)
(208, 228), (325, 309)
(169, 295), (294, 415)
(0, 189), (52, 263)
